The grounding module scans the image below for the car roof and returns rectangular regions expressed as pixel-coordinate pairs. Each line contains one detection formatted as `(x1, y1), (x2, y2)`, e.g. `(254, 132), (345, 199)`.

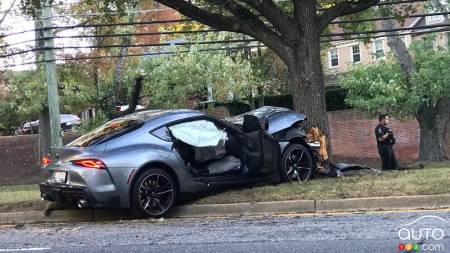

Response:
(117, 109), (205, 123)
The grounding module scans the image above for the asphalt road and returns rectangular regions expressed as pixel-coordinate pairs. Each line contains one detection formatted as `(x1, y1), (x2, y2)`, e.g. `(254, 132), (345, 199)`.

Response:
(1, 210), (450, 253)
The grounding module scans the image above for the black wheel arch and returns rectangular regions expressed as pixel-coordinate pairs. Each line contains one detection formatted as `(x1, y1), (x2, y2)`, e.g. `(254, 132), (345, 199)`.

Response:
(277, 127), (314, 158)
(277, 127), (317, 169)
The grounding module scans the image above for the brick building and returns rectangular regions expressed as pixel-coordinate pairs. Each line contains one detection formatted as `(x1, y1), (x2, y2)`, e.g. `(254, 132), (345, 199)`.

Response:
(328, 110), (450, 161)
(322, 5), (450, 86)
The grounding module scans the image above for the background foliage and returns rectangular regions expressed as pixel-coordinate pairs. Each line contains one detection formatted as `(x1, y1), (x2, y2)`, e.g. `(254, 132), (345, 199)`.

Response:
(340, 38), (450, 118)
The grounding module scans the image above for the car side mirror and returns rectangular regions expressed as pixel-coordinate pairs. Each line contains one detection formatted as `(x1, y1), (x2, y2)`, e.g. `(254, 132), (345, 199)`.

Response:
(243, 115), (261, 133)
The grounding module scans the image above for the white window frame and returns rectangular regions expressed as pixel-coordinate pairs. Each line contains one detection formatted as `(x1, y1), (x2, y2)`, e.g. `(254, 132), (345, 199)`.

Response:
(447, 32), (450, 49)
(426, 13), (445, 25)
(373, 40), (385, 59)
(350, 44), (362, 63)
(328, 49), (339, 68)
(425, 2), (447, 24)
(426, 15), (444, 24)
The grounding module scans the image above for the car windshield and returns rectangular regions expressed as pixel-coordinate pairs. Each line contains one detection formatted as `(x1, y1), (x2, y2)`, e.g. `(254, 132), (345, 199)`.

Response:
(68, 117), (143, 147)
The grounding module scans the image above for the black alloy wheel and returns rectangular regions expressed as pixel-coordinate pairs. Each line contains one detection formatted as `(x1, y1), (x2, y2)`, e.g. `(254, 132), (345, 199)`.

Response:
(132, 168), (177, 218)
(281, 143), (314, 183)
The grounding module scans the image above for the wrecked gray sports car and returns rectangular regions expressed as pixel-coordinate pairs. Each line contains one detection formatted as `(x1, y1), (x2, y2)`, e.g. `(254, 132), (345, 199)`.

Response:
(40, 106), (317, 218)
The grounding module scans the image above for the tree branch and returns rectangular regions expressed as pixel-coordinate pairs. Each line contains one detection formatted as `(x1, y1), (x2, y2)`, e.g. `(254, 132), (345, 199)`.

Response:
(318, 0), (380, 32)
(153, 0), (290, 62)
(240, 0), (293, 36)
(0, 0), (17, 27)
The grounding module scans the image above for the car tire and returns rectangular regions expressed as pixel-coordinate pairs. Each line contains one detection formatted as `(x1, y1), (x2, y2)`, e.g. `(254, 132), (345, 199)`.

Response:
(281, 143), (314, 183)
(131, 168), (178, 218)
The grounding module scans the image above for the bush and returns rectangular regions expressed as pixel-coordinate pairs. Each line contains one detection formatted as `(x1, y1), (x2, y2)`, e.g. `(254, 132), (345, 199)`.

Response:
(196, 101), (251, 116)
(204, 87), (352, 115)
(255, 87), (352, 111)
(256, 94), (293, 109)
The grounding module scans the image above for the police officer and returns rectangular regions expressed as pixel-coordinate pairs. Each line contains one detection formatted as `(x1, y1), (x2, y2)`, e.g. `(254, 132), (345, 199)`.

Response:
(375, 114), (397, 170)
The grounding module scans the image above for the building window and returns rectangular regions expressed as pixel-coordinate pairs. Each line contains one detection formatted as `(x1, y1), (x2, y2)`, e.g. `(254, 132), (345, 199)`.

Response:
(426, 15), (444, 24)
(351, 45), (361, 63)
(373, 40), (384, 59)
(425, 8), (444, 25)
(329, 49), (338, 67)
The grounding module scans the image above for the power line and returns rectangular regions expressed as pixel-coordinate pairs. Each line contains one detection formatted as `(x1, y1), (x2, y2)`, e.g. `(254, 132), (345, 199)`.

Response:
(0, 18), (195, 39)
(0, 45), (265, 69)
(2, 15), (449, 50)
(3, 24), (449, 69)
(0, 0), (432, 40)
(321, 23), (450, 37)
(0, 29), (219, 44)
(3, 22), (450, 58)
(7, 0), (422, 17)
(330, 11), (450, 24)
(1, 8), (442, 49)
(0, 39), (256, 58)
(320, 26), (450, 42)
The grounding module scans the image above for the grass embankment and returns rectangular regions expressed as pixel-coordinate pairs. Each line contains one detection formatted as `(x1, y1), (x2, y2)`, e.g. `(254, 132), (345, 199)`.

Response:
(0, 164), (449, 209)
(0, 184), (39, 204)
(195, 165), (450, 204)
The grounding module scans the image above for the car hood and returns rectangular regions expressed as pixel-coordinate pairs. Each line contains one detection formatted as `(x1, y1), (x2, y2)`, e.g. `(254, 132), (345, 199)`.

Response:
(224, 106), (307, 134)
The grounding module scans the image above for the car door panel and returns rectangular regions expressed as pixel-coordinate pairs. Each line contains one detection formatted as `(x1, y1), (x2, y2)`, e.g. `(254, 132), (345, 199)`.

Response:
(242, 115), (280, 175)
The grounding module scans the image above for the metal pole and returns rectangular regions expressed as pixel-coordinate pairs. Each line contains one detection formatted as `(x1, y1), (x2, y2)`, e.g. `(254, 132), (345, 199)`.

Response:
(42, 0), (62, 147)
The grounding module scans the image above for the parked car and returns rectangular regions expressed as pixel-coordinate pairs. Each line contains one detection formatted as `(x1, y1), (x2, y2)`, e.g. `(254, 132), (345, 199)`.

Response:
(60, 114), (82, 132)
(15, 114), (81, 134)
(15, 120), (39, 135)
(40, 107), (316, 218)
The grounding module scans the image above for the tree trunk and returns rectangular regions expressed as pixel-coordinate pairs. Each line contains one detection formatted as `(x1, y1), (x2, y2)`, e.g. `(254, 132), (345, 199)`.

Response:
(124, 76), (143, 115)
(286, 10), (332, 157)
(381, 15), (416, 77)
(108, 1), (138, 117)
(257, 86), (264, 108)
(416, 100), (450, 161)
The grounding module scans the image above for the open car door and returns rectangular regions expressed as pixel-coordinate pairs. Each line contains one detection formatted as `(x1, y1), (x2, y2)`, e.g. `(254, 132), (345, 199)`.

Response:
(242, 115), (281, 175)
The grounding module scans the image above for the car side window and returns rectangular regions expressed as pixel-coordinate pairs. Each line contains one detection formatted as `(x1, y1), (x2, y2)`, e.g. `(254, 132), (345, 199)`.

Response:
(151, 126), (173, 142)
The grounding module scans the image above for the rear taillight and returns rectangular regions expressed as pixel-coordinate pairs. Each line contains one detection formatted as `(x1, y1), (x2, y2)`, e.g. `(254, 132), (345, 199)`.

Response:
(71, 159), (106, 169)
(42, 155), (52, 167)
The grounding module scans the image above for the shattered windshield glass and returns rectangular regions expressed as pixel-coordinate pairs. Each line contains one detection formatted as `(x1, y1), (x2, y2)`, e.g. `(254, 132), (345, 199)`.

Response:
(68, 117), (143, 147)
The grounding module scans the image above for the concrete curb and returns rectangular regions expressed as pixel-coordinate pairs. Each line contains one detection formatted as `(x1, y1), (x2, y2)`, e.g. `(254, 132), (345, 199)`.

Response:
(171, 199), (315, 217)
(2, 195), (450, 225)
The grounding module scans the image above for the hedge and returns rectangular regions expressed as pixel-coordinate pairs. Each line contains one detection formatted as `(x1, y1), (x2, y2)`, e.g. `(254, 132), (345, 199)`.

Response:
(200, 87), (351, 116)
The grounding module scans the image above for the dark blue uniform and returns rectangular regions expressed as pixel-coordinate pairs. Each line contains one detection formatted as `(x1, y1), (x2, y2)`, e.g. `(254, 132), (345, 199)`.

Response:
(375, 124), (397, 170)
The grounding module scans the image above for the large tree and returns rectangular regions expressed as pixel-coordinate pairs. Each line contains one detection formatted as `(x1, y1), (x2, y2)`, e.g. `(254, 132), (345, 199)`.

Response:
(148, 0), (380, 155)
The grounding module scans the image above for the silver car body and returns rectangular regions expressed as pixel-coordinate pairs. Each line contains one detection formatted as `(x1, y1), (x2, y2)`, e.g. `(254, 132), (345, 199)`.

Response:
(40, 108), (310, 209)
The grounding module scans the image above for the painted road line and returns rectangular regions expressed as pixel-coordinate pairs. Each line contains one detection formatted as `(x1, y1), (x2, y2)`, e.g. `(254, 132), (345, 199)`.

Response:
(0, 248), (50, 252)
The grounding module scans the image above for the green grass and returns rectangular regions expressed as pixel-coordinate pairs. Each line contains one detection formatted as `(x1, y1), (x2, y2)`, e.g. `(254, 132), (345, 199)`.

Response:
(1, 165), (450, 206)
(194, 165), (450, 204)
(0, 185), (40, 204)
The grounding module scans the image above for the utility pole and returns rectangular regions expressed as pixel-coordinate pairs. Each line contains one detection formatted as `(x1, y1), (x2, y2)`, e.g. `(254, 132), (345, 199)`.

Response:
(41, 0), (62, 148)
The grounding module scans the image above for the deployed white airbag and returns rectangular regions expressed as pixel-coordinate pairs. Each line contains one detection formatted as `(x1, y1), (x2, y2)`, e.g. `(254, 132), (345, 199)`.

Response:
(168, 120), (226, 147)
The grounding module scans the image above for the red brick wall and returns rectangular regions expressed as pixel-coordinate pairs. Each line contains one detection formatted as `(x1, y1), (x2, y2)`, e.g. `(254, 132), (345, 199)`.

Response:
(328, 110), (450, 161)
